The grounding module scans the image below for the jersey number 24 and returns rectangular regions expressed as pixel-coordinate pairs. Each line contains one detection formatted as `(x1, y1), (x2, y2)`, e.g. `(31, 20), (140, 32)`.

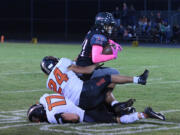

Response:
(48, 67), (69, 94)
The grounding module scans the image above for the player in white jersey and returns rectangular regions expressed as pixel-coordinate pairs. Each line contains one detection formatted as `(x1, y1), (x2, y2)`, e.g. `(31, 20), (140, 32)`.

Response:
(46, 57), (83, 105)
(41, 93), (84, 123)
(40, 56), (149, 115)
(27, 93), (165, 124)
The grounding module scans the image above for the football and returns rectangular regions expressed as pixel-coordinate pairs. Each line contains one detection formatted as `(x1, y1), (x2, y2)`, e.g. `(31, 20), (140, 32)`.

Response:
(102, 45), (113, 54)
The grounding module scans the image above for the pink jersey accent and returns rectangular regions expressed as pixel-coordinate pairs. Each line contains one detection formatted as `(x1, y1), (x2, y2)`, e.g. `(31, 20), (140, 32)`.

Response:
(109, 40), (123, 52)
(92, 45), (115, 63)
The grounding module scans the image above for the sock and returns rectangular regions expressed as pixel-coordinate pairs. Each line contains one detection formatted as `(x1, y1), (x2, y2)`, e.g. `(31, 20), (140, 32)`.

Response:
(140, 113), (146, 119)
(133, 76), (139, 84)
(120, 112), (139, 124)
(111, 100), (119, 106)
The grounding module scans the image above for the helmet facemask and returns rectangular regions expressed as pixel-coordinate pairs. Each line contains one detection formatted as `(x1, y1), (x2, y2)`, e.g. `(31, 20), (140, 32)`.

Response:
(40, 56), (59, 75)
(104, 24), (114, 35)
(27, 104), (47, 123)
(95, 12), (116, 36)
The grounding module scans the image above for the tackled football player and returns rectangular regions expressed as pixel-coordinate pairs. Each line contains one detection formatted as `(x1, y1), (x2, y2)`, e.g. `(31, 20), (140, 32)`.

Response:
(27, 93), (165, 124)
(75, 12), (127, 113)
(40, 56), (149, 116)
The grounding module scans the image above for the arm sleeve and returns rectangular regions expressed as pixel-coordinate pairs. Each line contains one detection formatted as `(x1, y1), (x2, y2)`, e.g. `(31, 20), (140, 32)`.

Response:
(92, 45), (115, 63)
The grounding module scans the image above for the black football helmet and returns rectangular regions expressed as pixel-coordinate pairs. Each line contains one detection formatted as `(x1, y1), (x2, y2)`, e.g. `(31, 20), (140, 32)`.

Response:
(95, 12), (116, 35)
(27, 104), (47, 122)
(40, 56), (59, 75)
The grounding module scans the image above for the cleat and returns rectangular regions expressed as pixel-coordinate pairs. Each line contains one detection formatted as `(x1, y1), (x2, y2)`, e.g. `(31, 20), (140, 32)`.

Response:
(144, 107), (165, 121)
(124, 107), (136, 114)
(114, 106), (136, 117)
(113, 99), (136, 116)
(138, 69), (149, 85)
(113, 99), (136, 109)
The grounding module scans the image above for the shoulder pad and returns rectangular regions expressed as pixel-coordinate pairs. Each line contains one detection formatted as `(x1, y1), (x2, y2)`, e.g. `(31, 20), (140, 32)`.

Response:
(90, 34), (108, 47)
(59, 58), (73, 67)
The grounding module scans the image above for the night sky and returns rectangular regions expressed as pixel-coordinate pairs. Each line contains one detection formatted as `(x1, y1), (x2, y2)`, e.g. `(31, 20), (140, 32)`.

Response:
(0, 0), (179, 42)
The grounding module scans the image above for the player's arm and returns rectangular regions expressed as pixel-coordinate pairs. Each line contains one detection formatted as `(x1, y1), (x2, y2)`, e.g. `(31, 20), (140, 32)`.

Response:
(68, 64), (98, 74)
(55, 113), (80, 124)
(92, 40), (123, 63)
(91, 34), (119, 63)
(92, 45), (116, 63)
(61, 113), (80, 123)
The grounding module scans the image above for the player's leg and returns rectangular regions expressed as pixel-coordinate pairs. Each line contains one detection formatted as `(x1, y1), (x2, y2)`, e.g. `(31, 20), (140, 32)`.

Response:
(79, 69), (149, 110)
(79, 75), (111, 110)
(110, 69), (149, 85)
(91, 67), (120, 79)
(91, 67), (134, 113)
(117, 107), (165, 124)
(105, 69), (149, 115)
(105, 91), (135, 113)
(79, 75), (135, 111)
(83, 104), (117, 123)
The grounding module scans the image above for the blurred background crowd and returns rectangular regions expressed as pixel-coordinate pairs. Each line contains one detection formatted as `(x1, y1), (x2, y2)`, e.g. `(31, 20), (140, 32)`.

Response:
(0, 0), (180, 44)
(112, 2), (180, 44)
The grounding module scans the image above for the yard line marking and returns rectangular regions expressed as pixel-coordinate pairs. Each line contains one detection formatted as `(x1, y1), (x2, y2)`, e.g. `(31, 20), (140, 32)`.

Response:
(148, 78), (162, 81)
(39, 109), (180, 135)
(0, 71), (42, 75)
(112, 124), (180, 135)
(0, 64), (175, 76)
(0, 110), (26, 113)
(115, 65), (160, 69)
(73, 124), (157, 132)
(148, 80), (180, 85)
(161, 110), (180, 113)
(0, 89), (48, 94)
(114, 65), (176, 70)
(117, 80), (180, 86)
(1, 80), (180, 94)
(0, 109), (180, 134)
(0, 123), (41, 129)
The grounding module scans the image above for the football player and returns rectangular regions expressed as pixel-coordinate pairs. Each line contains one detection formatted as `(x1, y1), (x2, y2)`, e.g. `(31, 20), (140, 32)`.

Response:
(75, 12), (125, 113)
(27, 93), (165, 124)
(40, 56), (149, 114)
(76, 12), (122, 66)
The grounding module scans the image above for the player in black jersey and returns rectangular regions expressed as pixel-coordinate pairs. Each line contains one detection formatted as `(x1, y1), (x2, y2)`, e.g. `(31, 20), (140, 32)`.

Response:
(76, 12), (122, 81)
(76, 12), (122, 67)
(75, 12), (131, 114)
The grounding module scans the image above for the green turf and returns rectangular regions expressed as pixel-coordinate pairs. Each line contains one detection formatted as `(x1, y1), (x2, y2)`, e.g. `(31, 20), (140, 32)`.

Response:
(0, 42), (180, 135)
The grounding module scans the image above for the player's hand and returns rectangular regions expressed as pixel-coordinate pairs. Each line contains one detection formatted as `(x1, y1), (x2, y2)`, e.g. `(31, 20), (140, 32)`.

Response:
(109, 40), (123, 52)
(111, 46), (118, 59)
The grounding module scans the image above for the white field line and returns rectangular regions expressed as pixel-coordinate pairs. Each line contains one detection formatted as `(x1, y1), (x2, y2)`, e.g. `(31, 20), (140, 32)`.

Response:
(39, 109), (180, 135)
(0, 89), (48, 94)
(113, 66), (166, 70)
(1, 79), (180, 94)
(0, 71), (42, 75)
(0, 123), (42, 130)
(114, 64), (176, 70)
(0, 64), (175, 76)
(0, 110), (26, 113)
(0, 59), (39, 64)
(0, 109), (180, 134)
(148, 78), (162, 81)
(117, 80), (180, 87)
(72, 124), (157, 132)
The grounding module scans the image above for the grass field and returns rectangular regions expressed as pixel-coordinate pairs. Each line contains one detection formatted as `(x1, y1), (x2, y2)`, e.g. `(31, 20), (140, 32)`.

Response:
(0, 42), (180, 135)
